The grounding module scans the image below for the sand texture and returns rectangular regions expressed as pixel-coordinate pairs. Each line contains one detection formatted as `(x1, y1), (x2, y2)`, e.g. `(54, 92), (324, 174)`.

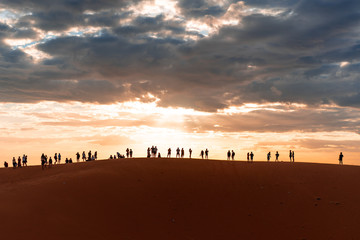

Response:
(0, 158), (359, 240)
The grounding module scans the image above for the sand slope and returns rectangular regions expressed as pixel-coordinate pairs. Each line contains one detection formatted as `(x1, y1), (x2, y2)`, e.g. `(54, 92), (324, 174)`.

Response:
(0, 158), (359, 240)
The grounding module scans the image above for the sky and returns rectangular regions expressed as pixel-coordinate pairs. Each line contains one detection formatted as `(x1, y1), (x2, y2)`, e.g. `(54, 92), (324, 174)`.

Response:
(0, 0), (360, 165)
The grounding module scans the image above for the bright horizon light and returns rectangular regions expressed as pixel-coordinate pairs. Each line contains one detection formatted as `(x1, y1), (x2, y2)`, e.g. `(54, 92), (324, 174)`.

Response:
(0, 100), (358, 166)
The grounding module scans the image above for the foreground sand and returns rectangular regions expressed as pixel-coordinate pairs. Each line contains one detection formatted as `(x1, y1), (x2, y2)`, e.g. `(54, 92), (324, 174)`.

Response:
(0, 158), (359, 239)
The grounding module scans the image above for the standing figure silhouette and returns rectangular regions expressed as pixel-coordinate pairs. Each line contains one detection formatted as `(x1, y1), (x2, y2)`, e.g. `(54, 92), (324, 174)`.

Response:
(250, 152), (254, 162)
(339, 152), (344, 165)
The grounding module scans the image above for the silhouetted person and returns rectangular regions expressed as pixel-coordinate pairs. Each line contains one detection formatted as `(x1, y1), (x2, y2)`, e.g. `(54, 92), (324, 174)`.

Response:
(227, 150), (231, 160)
(339, 152), (344, 165)
(158, 152), (161, 158)
(17, 156), (21, 168)
(200, 150), (204, 159)
(94, 151), (97, 160)
(275, 151), (279, 162)
(181, 148), (184, 158)
(54, 153), (58, 164)
(151, 146), (154, 157)
(247, 152), (249, 162)
(82, 151), (86, 161)
(189, 148), (192, 158)
(292, 151), (295, 162)
(49, 157), (53, 167)
(22, 154), (26, 166)
(88, 151), (92, 161)
(126, 148), (130, 158)
(4, 161), (8, 168)
(289, 150), (292, 162)
(205, 149), (209, 159)
(267, 152), (271, 162)
(147, 147), (151, 158)
(13, 157), (17, 168)
(167, 148), (171, 158)
(250, 152), (254, 162)
(130, 149), (133, 158)
(58, 153), (61, 164)
(231, 150), (235, 160)
(41, 154), (45, 170)
(76, 152), (80, 162)
(176, 148), (180, 158)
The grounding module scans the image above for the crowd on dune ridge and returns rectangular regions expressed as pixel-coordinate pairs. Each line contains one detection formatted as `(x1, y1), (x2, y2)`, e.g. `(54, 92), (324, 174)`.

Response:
(3, 148), (345, 169)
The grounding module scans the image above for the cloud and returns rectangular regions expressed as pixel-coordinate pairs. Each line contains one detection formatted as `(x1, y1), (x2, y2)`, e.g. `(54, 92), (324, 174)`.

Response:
(1, 0), (139, 13)
(40, 118), (154, 128)
(296, 139), (360, 152)
(0, 0), (359, 115)
(183, 105), (360, 133)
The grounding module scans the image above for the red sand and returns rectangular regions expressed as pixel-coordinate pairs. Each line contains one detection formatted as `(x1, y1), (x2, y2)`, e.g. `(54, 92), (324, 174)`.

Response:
(0, 158), (359, 239)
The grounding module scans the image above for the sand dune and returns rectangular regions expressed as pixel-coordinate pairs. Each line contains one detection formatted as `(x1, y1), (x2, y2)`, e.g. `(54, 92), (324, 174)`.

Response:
(0, 158), (359, 240)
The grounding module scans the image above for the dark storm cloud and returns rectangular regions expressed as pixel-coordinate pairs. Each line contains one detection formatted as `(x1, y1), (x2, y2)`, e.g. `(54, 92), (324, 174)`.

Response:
(3, 0), (138, 31)
(0, 0), (360, 119)
(0, 22), (37, 40)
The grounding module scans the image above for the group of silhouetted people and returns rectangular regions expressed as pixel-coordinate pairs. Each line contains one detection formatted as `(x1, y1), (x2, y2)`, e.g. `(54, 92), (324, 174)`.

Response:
(109, 148), (135, 159)
(126, 148), (133, 158)
(166, 147), (193, 158)
(247, 152), (254, 162)
(250, 150), (294, 162)
(246, 150), (291, 162)
(39, 151), (97, 170)
(289, 150), (295, 162)
(109, 152), (125, 159)
(5, 154), (28, 168)
(146, 147), (195, 159)
(200, 149), (209, 159)
(227, 150), (236, 160)
(2, 149), (346, 169)
(147, 146), (158, 158)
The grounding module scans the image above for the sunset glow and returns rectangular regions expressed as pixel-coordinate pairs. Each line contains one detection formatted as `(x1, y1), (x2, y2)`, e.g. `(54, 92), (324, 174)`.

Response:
(0, 0), (359, 166)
